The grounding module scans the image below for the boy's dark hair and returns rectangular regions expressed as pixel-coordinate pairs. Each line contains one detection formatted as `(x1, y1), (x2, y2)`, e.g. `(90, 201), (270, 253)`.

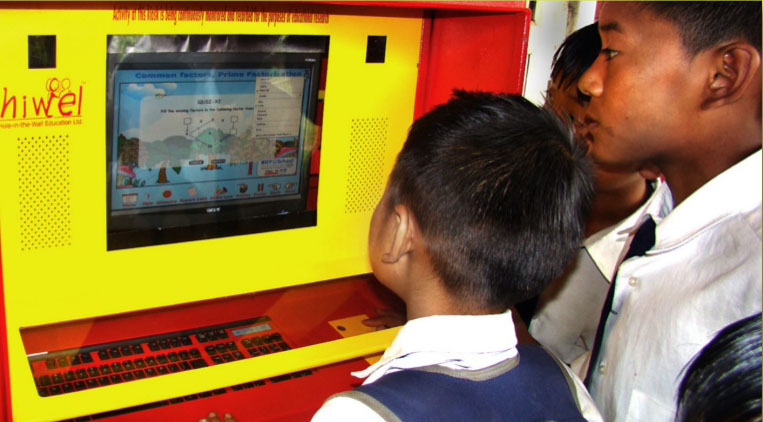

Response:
(639, 2), (761, 55)
(387, 91), (592, 310)
(676, 313), (762, 422)
(550, 23), (601, 91)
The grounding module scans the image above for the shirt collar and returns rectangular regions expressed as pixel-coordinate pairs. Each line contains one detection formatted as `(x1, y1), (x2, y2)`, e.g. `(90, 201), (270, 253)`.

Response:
(654, 149), (761, 251)
(584, 179), (669, 280)
(353, 310), (518, 384)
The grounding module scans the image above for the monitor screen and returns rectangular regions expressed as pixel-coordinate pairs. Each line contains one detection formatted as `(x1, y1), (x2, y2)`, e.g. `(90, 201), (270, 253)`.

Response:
(107, 52), (321, 250)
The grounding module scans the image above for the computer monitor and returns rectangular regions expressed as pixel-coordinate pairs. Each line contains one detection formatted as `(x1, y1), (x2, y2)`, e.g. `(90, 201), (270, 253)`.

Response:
(106, 51), (321, 250)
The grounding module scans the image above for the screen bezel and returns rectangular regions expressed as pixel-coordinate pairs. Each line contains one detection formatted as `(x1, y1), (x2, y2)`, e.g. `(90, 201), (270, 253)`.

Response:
(106, 52), (321, 250)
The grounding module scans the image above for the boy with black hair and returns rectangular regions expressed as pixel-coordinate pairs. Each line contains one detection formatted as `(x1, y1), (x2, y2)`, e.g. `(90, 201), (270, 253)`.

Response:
(311, 91), (600, 421)
(577, 2), (761, 421)
(527, 22), (661, 378)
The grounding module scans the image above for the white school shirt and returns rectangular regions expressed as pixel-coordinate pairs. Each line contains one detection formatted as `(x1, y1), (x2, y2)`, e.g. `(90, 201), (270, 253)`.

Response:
(530, 180), (665, 378)
(588, 150), (763, 422)
(312, 310), (602, 422)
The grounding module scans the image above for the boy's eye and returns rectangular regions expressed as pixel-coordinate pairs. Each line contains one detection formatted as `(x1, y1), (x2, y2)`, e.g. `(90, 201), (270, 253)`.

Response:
(602, 48), (619, 60)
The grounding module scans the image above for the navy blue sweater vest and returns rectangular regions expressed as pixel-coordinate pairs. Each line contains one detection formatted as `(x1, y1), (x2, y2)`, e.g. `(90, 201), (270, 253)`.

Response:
(347, 344), (586, 422)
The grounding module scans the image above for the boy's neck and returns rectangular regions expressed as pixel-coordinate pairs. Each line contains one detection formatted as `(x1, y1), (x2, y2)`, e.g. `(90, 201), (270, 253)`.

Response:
(403, 276), (501, 320)
(585, 177), (649, 238)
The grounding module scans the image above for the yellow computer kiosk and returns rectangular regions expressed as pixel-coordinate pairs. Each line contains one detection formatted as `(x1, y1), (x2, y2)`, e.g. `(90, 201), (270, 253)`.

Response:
(0, 2), (530, 421)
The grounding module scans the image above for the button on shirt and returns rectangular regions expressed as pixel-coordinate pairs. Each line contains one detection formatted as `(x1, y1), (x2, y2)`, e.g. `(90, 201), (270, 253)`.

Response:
(588, 150), (763, 422)
(312, 311), (602, 422)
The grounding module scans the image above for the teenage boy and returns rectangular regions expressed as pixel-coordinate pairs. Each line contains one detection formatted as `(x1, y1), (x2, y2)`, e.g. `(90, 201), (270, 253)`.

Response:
(577, 2), (762, 421)
(311, 91), (600, 421)
(527, 22), (661, 378)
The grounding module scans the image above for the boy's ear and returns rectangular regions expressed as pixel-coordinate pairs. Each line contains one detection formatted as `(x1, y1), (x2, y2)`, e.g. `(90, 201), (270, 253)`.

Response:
(703, 42), (761, 109)
(381, 204), (416, 264)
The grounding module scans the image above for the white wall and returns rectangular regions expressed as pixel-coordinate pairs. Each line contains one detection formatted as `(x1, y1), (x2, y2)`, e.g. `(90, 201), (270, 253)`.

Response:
(523, 1), (597, 105)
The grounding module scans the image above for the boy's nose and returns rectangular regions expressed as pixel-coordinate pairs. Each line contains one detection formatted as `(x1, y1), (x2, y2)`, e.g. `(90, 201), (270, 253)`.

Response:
(578, 56), (604, 98)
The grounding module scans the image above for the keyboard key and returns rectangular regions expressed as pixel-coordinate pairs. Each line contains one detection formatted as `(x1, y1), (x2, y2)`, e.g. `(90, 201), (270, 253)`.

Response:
(145, 368), (157, 377)
(221, 353), (234, 362)
(252, 337), (263, 345)
(156, 354), (168, 364)
(80, 352), (94, 364)
(211, 356), (223, 365)
(212, 388), (226, 395)
(98, 350), (110, 360)
(263, 335), (274, 344)
(207, 331), (218, 341)
(226, 341), (237, 351)
(180, 336), (192, 346)
(259, 346), (270, 355)
(279, 342), (291, 351)
(120, 345), (132, 356)
(39, 375), (52, 386)
(111, 362), (123, 373)
(189, 359), (208, 369)
(74, 380), (87, 391)
(179, 361), (191, 371)
(49, 385), (62, 395)
(62, 383), (75, 393)
(134, 358), (146, 368)
(199, 391), (213, 398)
(215, 344), (227, 354)
(271, 374), (292, 383)
(247, 348), (260, 357)
(158, 339), (170, 350)
(196, 333), (208, 343)
(38, 388), (49, 397)
(168, 352), (179, 362)
(147, 341), (160, 352)
(241, 338), (252, 348)
(134, 370), (146, 379)
(64, 371), (76, 382)
(52, 373), (64, 384)
(169, 397), (184, 404)
(99, 365), (112, 375)
(178, 350), (190, 360)
(205, 345), (217, 356)
(254, 380), (265, 387)
(269, 344), (281, 353)
(57, 357), (69, 367)
(75, 369), (87, 379)
(108, 348), (121, 359)
(156, 366), (169, 375)
(145, 357), (157, 366)
(86, 379), (98, 388)
(189, 348), (202, 359)
(122, 372), (134, 381)
(132, 344), (144, 354)
(110, 374), (122, 384)
(169, 338), (180, 348)
(271, 333), (283, 342)
(87, 367), (99, 377)
(45, 358), (57, 369)
(168, 364), (179, 373)
(233, 351), (245, 360)
(184, 394), (198, 401)
(242, 382), (255, 389)
(71, 355), (82, 365)
(216, 329), (228, 339)
(231, 384), (244, 391)
(98, 376), (111, 386)
(123, 361), (134, 371)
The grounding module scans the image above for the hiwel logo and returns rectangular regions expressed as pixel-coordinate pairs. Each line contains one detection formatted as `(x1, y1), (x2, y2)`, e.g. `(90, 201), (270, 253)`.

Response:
(1, 77), (83, 121)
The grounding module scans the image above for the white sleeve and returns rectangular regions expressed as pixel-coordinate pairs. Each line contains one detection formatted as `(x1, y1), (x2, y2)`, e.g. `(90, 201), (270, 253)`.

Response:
(311, 396), (388, 422)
